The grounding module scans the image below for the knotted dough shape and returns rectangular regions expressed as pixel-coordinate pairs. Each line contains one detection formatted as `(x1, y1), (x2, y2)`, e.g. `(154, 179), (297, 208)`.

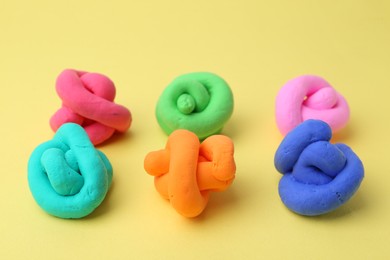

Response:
(156, 72), (234, 140)
(274, 120), (364, 216)
(28, 123), (113, 218)
(144, 129), (236, 217)
(275, 75), (349, 135)
(50, 69), (132, 145)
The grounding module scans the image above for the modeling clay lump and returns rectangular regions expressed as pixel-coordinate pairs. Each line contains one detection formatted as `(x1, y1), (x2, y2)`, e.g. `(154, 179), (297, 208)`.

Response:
(155, 72), (234, 140)
(50, 69), (132, 145)
(144, 129), (236, 217)
(28, 123), (113, 218)
(274, 120), (364, 216)
(275, 75), (349, 135)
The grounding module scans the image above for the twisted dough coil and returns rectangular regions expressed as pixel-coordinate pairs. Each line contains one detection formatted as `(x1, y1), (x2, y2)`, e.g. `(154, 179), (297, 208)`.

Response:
(274, 120), (364, 216)
(275, 75), (349, 135)
(144, 129), (236, 217)
(28, 123), (113, 218)
(50, 69), (132, 145)
(156, 72), (234, 140)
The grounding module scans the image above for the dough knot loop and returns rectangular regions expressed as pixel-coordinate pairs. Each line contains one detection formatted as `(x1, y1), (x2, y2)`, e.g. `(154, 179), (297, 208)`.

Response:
(144, 129), (236, 217)
(50, 69), (132, 145)
(274, 120), (364, 216)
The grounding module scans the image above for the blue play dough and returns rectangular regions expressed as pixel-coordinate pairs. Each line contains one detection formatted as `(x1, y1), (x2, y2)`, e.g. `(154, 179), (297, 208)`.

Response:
(274, 120), (364, 216)
(28, 123), (113, 218)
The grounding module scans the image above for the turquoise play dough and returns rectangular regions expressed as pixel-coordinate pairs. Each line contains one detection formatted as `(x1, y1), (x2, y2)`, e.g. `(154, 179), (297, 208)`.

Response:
(156, 72), (234, 139)
(28, 123), (113, 218)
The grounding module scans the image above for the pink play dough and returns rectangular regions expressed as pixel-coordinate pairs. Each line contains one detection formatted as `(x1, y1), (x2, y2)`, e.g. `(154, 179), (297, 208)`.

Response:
(275, 75), (349, 135)
(50, 69), (132, 145)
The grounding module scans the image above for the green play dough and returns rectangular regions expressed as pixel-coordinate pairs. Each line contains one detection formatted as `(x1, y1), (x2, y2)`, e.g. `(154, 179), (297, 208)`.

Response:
(156, 72), (234, 139)
(28, 123), (113, 219)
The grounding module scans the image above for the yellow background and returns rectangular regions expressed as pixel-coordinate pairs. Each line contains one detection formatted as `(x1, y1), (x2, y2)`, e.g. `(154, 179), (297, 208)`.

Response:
(1, 0), (389, 259)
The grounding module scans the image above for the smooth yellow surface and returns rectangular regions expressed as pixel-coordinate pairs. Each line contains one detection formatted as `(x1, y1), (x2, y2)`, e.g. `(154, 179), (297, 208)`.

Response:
(1, 0), (389, 259)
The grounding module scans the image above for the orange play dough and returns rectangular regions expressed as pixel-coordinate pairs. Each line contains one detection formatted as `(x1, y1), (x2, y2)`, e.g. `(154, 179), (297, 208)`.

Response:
(144, 130), (236, 218)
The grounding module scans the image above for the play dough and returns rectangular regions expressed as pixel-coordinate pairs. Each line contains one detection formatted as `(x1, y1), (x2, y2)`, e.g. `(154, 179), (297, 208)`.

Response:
(275, 75), (349, 135)
(50, 69), (132, 145)
(28, 123), (113, 218)
(274, 120), (364, 216)
(144, 129), (236, 217)
(155, 72), (234, 139)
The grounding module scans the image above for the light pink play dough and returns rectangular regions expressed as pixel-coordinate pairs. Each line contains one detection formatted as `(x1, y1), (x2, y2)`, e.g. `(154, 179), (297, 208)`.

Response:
(275, 75), (349, 135)
(50, 69), (132, 145)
